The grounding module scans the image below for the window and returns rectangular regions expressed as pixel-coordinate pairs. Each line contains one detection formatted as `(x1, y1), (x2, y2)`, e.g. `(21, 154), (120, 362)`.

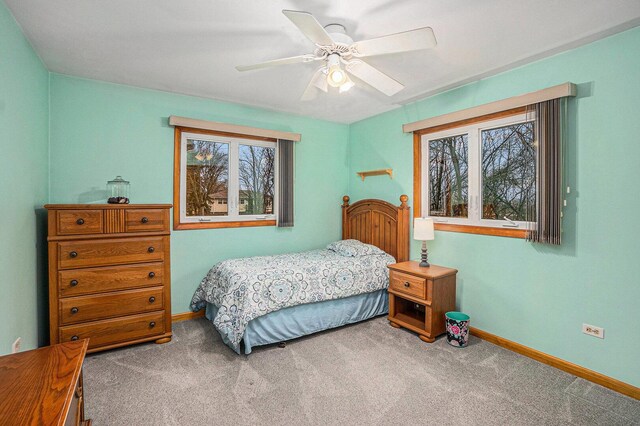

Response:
(175, 128), (277, 229)
(420, 111), (535, 236)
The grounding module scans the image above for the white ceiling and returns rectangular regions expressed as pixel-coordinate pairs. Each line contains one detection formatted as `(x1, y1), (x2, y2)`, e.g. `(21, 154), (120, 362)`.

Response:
(6, 0), (640, 123)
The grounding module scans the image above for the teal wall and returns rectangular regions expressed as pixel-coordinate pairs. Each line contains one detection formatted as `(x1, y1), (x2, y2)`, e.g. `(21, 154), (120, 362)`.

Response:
(348, 27), (640, 386)
(0, 1), (50, 355)
(49, 74), (350, 315)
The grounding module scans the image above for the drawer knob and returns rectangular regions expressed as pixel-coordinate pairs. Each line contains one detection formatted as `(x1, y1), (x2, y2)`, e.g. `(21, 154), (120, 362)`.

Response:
(71, 335), (79, 341)
(404, 282), (410, 288)
(76, 218), (85, 225)
(148, 271), (155, 278)
(70, 279), (78, 287)
(69, 251), (78, 258)
(71, 307), (79, 314)
(149, 321), (156, 328)
(147, 247), (155, 253)
(141, 217), (149, 223)
(149, 296), (156, 303)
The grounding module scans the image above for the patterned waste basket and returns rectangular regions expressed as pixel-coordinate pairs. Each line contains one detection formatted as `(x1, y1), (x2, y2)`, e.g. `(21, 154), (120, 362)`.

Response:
(445, 312), (470, 347)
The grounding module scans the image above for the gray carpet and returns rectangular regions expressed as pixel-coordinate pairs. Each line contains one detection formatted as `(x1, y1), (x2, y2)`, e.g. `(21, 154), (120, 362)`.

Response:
(83, 317), (639, 425)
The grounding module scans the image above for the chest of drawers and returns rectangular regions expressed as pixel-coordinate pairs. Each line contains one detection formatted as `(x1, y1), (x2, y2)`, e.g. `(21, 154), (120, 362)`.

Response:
(45, 204), (172, 353)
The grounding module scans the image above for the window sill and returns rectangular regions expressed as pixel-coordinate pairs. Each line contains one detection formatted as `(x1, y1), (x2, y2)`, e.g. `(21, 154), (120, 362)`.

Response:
(434, 223), (527, 239)
(174, 220), (276, 230)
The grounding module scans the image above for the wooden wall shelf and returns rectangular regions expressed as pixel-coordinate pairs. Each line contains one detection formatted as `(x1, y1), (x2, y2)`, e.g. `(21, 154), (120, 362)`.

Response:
(357, 168), (393, 181)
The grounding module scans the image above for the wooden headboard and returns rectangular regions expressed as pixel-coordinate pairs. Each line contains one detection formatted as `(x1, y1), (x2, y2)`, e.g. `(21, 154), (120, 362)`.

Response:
(342, 195), (410, 262)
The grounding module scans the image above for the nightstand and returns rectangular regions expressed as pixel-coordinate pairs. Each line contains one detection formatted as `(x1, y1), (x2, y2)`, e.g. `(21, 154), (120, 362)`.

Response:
(387, 261), (457, 342)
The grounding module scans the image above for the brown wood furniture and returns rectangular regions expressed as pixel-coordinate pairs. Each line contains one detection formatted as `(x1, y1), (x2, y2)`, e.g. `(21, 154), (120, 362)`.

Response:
(387, 261), (457, 342)
(45, 204), (172, 353)
(0, 339), (90, 425)
(342, 195), (410, 262)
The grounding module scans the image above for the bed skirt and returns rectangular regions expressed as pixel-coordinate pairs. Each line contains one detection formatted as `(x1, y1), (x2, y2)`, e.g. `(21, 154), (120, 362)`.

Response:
(205, 289), (389, 354)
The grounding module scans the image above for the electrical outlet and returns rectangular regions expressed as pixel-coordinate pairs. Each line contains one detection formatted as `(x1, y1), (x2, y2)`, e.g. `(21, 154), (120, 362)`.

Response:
(582, 324), (604, 339)
(12, 337), (21, 353)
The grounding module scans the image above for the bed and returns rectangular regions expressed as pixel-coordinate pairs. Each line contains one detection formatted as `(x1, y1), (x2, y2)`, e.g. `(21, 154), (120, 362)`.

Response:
(190, 195), (410, 354)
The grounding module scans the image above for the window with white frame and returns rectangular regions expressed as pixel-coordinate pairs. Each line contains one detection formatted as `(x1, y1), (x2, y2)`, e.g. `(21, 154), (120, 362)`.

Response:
(179, 131), (277, 224)
(421, 113), (536, 229)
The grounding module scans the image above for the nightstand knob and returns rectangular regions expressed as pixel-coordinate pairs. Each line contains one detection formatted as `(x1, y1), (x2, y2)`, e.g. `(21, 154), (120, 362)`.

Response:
(147, 247), (155, 253)
(149, 321), (156, 328)
(71, 307), (79, 314)
(404, 282), (410, 288)
(149, 296), (156, 303)
(69, 251), (78, 258)
(71, 335), (79, 341)
(70, 279), (78, 287)
(76, 218), (85, 225)
(148, 272), (155, 278)
(141, 217), (149, 224)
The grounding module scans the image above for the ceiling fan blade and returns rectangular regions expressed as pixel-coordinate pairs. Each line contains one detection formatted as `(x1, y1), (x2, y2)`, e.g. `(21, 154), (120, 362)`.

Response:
(282, 10), (334, 46)
(352, 27), (437, 57)
(345, 60), (404, 96)
(236, 54), (316, 71)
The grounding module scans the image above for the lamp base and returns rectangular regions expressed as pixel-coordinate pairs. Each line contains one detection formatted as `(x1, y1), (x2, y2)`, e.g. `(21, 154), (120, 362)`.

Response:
(419, 241), (430, 267)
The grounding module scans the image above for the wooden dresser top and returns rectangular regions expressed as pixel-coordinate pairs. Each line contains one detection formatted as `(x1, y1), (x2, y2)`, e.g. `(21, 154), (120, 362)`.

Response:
(0, 340), (88, 425)
(44, 204), (172, 210)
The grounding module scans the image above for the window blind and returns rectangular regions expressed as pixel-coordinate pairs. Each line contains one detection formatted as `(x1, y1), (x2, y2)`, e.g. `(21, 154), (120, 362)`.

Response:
(526, 98), (565, 245)
(277, 139), (294, 227)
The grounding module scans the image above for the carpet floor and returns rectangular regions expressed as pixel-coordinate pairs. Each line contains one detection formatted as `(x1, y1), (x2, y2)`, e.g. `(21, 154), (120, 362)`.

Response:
(83, 317), (639, 425)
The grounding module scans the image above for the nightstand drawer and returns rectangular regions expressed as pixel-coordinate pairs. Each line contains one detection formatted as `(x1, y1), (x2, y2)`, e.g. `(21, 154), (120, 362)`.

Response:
(389, 270), (426, 299)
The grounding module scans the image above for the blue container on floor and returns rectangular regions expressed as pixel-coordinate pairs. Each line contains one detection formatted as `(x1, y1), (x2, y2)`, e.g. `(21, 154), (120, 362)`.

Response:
(445, 312), (470, 347)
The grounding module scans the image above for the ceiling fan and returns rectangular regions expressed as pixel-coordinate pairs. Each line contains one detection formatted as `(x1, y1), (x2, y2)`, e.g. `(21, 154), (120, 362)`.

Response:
(236, 10), (437, 101)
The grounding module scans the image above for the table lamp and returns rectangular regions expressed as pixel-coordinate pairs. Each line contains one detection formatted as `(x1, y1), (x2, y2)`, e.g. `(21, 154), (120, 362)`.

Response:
(414, 217), (435, 267)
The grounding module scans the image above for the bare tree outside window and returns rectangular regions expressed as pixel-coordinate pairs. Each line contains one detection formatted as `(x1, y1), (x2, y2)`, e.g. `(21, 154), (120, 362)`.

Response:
(428, 134), (469, 218)
(185, 140), (229, 216)
(481, 122), (535, 221)
(238, 144), (275, 215)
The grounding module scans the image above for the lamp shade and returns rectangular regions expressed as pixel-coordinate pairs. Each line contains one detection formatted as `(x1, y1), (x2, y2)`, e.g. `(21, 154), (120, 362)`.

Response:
(414, 217), (435, 241)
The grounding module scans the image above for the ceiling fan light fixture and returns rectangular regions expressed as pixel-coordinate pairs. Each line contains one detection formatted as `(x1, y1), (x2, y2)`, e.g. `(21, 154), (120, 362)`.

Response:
(339, 75), (354, 93)
(328, 67), (347, 87)
(326, 54), (347, 88)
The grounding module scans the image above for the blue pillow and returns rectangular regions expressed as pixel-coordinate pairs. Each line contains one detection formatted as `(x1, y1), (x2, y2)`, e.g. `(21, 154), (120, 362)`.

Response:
(326, 239), (386, 257)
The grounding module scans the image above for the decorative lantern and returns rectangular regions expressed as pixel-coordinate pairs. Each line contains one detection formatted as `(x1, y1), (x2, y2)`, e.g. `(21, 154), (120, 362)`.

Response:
(107, 176), (130, 204)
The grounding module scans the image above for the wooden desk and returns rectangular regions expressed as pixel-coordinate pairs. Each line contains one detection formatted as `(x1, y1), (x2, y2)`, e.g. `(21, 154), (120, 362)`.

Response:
(0, 340), (91, 425)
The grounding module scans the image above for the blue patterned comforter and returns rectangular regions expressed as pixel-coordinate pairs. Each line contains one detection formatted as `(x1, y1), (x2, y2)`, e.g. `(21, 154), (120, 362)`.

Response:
(190, 248), (395, 353)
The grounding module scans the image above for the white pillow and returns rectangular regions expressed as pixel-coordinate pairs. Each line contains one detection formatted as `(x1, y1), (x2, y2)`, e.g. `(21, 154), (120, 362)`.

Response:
(326, 239), (386, 257)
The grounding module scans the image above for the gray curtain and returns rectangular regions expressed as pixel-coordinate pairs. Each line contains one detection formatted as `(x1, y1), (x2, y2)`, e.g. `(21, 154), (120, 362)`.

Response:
(527, 98), (565, 244)
(277, 139), (294, 227)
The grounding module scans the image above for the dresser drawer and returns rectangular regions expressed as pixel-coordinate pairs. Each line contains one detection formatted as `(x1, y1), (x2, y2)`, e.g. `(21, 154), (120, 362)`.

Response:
(58, 263), (163, 297)
(60, 287), (164, 325)
(57, 210), (103, 235)
(60, 311), (165, 349)
(389, 270), (426, 299)
(125, 209), (167, 232)
(57, 237), (165, 269)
